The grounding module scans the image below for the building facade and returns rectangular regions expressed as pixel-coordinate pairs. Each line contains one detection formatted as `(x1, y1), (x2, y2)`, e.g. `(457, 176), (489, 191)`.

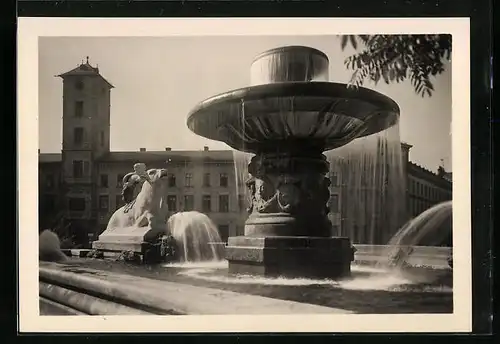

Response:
(38, 61), (452, 247)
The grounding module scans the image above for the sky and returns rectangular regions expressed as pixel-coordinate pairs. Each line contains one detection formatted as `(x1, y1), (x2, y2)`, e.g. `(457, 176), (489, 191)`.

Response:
(38, 36), (452, 171)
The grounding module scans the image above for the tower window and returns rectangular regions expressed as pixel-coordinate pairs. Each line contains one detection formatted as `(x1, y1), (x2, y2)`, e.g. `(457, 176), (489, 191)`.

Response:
(75, 101), (84, 117)
(73, 127), (84, 146)
(75, 79), (84, 90)
(100, 131), (105, 147)
(73, 160), (84, 178)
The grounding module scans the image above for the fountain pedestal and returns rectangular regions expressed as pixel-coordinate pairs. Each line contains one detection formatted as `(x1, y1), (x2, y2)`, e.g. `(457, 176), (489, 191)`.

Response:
(225, 149), (354, 279)
(226, 236), (353, 279)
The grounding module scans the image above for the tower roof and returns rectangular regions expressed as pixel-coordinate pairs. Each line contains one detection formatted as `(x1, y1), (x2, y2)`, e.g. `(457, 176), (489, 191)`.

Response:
(57, 57), (114, 88)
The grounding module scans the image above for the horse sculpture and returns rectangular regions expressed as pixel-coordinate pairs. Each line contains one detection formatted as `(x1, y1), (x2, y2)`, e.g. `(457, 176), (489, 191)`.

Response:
(92, 163), (170, 261)
(106, 163), (168, 235)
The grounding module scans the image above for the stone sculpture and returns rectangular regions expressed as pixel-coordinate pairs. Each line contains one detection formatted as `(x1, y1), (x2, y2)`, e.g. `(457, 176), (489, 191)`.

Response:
(92, 163), (169, 262)
(106, 163), (168, 233)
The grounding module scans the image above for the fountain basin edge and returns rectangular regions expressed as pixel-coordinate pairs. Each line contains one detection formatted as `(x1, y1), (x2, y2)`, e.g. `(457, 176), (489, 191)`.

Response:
(39, 262), (352, 316)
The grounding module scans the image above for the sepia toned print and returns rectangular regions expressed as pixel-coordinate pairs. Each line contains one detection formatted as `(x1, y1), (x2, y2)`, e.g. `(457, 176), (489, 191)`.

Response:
(18, 18), (472, 333)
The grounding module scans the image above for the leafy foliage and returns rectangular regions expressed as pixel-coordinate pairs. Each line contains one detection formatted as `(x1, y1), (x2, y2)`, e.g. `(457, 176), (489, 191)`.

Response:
(340, 35), (452, 97)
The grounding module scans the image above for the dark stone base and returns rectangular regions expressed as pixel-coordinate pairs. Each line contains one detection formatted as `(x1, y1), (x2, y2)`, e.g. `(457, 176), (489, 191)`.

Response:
(91, 238), (177, 265)
(225, 236), (354, 279)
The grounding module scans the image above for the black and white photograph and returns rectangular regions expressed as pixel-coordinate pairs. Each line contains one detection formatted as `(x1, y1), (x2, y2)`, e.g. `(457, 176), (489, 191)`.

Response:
(18, 18), (471, 333)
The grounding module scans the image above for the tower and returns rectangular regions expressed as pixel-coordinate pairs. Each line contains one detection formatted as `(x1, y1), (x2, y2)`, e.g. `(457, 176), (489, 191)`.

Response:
(57, 57), (114, 245)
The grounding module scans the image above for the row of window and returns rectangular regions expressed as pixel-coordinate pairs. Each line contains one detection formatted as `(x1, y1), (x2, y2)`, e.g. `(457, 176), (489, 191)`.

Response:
(99, 172), (231, 188)
(62, 192), (337, 214)
(408, 178), (450, 202)
(409, 198), (436, 217)
(69, 193), (243, 213)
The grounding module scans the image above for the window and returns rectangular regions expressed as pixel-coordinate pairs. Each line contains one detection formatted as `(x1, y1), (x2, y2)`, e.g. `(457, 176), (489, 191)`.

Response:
(330, 172), (338, 186)
(73, 160), (84, 178)
(116, 174), (125, 188)
(202, 195), (211, 213)
(83, 161), (90, 176)
(330, 194), (339, 213)
(168, 174), (176, 187)
(100, 131), (105, 147)
(45, 174), (54, 189)
(237, 194), (246, 211)
(75, 101), (84, 117)
(185, 173), (193, 187)
(219, 194), (229, 213)
(99, 195), (109, 211)
(203, 173), (211, 187)
(75, 79), (84, 90)
(184, 195), (194, 211)
(68, 197), (85, 211)
(100, 174), (108, 188)
(219, 173), (228, 187)
(218, 225), (229, 242)
(167, 195), (177, 212)
(115, 195), (122, 209)
(73, 127), (84, 146)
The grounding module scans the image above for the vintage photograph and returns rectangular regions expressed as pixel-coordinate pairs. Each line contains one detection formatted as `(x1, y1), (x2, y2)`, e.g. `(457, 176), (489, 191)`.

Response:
(18, 18), (471, 333)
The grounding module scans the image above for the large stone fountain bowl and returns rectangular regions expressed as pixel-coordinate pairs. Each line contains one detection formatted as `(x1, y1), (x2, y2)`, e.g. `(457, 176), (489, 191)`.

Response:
(187, 81), (400, 154)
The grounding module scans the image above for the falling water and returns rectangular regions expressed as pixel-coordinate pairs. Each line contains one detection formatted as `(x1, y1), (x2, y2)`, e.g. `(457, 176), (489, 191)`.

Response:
(384, 200), (452, 268)
(232, 150), (253, 206)
(167, 211), (225, 262)
(232, 99), (254, 219)
(324, 123), (408, 245)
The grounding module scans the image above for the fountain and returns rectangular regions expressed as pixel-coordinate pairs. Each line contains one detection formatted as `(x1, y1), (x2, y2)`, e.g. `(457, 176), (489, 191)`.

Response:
(187, 46), (400, 279)
(167, 211), (225, 262)
(38, 46), (456, 317)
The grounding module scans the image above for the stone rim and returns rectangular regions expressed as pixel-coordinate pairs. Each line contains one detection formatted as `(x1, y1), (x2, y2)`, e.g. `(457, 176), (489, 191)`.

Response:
(187, 82), (400, 153)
